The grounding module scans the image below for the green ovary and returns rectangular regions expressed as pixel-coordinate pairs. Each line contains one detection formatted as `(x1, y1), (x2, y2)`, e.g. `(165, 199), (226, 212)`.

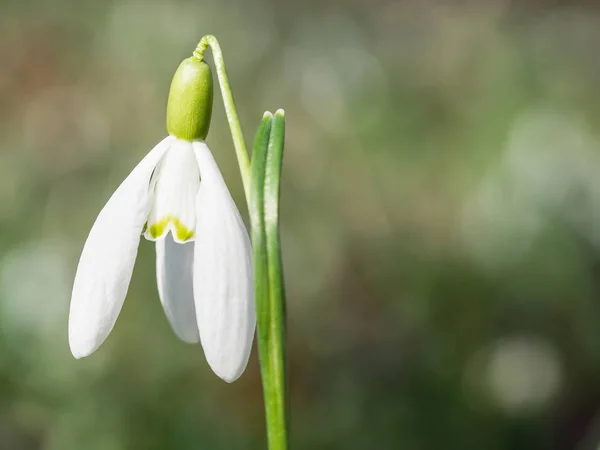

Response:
(147, 216), (194, 242)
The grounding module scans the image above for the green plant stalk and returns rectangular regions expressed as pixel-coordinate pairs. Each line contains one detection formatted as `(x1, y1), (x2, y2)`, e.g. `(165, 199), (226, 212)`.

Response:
(193, 35), (251, 203)
(250, 112), (289, 450)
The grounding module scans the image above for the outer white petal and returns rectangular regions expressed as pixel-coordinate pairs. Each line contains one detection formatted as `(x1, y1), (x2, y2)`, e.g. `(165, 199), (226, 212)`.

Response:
(156, 234), (199, 343)
(192, 141), (255, 383)
(69, 136), (172, 358)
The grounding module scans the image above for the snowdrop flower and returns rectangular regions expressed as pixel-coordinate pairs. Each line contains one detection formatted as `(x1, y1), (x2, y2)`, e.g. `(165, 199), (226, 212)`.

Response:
(68, 56), (255, 382)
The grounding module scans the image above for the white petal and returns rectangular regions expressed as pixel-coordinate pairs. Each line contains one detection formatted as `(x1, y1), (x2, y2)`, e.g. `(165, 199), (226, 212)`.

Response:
(156, 234), (199, 343)
(192, 141), (255, 382)
(69, 136), (172, 358)
(145, 139), (200, 243)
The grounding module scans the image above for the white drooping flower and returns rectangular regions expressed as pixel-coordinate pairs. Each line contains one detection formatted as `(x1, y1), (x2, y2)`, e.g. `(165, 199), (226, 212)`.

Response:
(68, 136), (255, 382)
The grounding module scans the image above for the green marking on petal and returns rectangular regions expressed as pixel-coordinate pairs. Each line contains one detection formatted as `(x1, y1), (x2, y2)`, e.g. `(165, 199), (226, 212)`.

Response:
(147, 216), (194, 242)
(172, 217), (195, 241)
(148, 218), (168, 239)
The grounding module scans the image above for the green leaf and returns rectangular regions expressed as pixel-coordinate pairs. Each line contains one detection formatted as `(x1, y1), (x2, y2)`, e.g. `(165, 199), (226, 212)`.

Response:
(250, 110), (289, 450)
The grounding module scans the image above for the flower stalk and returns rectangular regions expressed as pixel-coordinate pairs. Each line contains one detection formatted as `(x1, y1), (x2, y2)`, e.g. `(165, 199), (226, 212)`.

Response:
(193, 35), (251, 204)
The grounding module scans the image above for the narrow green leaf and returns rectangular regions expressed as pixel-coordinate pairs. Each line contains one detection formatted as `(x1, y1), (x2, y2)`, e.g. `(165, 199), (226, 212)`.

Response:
(250, 112), (273, 366)
(263, 109), (288, 447)
(250, 110), (289, 450)
(249, 112), (278, 449)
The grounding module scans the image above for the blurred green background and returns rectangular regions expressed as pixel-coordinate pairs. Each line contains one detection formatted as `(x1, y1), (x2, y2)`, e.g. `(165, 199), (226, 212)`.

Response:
(2, 0), (600, 448)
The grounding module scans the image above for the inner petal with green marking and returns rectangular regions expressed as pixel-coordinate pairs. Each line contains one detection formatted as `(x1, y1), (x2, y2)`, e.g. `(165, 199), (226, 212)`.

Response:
(144, 138), (200, 243)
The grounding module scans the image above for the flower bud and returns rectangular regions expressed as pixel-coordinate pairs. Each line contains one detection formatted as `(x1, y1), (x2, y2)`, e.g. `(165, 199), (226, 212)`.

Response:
(166, 57), (213, 141)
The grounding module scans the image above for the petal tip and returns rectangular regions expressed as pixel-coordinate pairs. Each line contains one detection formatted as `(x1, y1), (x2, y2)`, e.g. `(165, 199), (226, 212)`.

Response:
(68, 336), (94, 359)
(202, 337), (254, 383)
(220, 373), (240, 384)
(68, 314), (104, 359)
(176, 332), (201, 345)
(210, 361), (246, 384)
(70, 350), (86, 360)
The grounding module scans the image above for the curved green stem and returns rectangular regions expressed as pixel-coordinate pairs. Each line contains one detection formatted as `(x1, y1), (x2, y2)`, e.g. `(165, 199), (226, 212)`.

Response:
(193, 35), (251, 204)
